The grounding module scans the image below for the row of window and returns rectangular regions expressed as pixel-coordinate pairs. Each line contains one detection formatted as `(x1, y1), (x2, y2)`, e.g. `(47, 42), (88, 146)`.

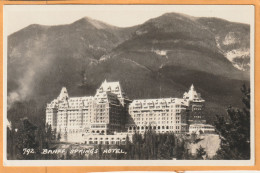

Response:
(130, 109), (182, 114)
(130, 104), (185, 109)
(134, 121), (180, 125)
(134, 117), (178, 121)
(128, 125), (181, 130)
(132, 113), (181, 118)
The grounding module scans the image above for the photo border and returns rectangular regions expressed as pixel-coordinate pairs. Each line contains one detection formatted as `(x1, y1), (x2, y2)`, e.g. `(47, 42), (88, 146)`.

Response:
(0, 0), (259, 172)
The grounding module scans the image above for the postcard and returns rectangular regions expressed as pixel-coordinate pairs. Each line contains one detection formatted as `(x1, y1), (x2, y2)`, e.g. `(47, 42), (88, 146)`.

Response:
(2, 4), (255, 166)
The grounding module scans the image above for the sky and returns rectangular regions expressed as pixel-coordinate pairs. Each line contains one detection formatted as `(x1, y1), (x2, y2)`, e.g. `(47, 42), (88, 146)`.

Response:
(4, 5), (254, 35)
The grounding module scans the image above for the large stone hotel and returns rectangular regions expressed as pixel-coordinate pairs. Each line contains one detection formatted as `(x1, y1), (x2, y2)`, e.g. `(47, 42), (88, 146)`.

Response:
(46, 80), (214, 144)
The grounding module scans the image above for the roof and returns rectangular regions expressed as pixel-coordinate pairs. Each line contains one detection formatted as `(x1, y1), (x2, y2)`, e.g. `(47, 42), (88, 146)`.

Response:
(183, 84), (205, 102)
(95, 80), (126, 99)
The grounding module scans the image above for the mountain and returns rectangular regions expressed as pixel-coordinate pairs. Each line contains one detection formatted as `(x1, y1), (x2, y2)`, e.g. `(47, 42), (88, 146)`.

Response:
(111, 13), (249, 79)
(80, 13), (249, 119)
(7, 13), (250, 123)
(197, 17), (250, 71)
(7, 17), (137, 103)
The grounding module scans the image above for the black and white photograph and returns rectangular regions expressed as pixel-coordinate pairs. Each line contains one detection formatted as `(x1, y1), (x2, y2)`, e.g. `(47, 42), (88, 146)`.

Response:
(3, 5), (254, 166)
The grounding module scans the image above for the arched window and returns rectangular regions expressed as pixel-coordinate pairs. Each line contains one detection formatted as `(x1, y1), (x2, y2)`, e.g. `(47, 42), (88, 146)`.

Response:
(129, 126), (132, 130)
(166, 126), (169, 129)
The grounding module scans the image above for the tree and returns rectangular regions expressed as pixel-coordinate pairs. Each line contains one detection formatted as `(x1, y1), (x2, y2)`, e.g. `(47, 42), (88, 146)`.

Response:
(122, 131), (181, 160)
(174, 138), (189, 160)
(65, 150), (72, 160)
(16, 119), (38, 159)
(196, 145), (206, 160)
(46, 124), (52, 143)
(57, 133), (61, 141)
(191, 132), (197, 143)
(214, 84), (250, 160)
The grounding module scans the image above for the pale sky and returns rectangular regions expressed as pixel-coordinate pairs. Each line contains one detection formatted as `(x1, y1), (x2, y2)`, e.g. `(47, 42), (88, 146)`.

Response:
(4, 5), (254, 35)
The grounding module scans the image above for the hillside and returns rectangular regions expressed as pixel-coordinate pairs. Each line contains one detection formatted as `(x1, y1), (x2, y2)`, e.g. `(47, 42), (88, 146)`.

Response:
(7, 17), (137, 104)
(7, 13), (251, 123)
(197, 17), (250, 71)
(112, 13), (248, 79)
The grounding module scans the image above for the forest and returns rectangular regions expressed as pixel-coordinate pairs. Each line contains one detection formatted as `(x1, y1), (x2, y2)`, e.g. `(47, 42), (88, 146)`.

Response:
(6, 84), (250, 160)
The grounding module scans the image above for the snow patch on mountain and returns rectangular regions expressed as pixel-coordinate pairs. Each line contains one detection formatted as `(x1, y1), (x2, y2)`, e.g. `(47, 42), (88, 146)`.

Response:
(99, 54), (111, 62)
(225, 49), (250, 62)
(152, 49), (168, 59)
(223, 49), (250, 71)
(215, 34), (250, 71)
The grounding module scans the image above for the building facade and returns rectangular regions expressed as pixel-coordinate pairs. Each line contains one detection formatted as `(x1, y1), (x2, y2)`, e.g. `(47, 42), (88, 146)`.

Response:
(46, 80), (131, 142)
(183, 85), (206, 125)
(126, 98), (189, 134)
(126, 85), (205, 134)
(46, 80), (211, 143)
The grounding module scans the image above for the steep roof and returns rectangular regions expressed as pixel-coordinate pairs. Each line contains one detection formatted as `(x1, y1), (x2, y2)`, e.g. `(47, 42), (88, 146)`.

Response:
(95, 79), (126, 99)
(183, 84), (205, 102)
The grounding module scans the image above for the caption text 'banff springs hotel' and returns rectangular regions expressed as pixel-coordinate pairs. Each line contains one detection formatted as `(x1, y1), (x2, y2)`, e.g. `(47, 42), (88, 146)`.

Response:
(46, 80), (215, 144)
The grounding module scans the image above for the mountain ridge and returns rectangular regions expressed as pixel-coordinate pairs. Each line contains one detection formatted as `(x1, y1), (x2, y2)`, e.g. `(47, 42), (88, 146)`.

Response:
(7, 13), (251, 123)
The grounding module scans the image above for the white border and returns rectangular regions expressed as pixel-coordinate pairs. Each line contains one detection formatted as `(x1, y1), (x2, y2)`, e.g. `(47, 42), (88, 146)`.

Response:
(250, 3), (255, 167)
(3, 4), (255, 166)
(3, 4), (7, 166)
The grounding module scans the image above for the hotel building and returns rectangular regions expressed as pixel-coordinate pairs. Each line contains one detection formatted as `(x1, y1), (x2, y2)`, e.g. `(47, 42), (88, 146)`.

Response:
(46, 80), (209, 143)
(126, 85), (205, 134)
(46, 80), (131, 142)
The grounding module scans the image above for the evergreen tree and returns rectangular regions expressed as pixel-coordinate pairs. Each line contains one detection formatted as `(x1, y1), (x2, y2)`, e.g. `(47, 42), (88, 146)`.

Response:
(196, 145), (206, 160)
(174, 139), (186, 159)
(57, 133), (61, 141)
(214, 84), (250, 160)
(16, 119), (38, 159)
(65, 150), (72, 160)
